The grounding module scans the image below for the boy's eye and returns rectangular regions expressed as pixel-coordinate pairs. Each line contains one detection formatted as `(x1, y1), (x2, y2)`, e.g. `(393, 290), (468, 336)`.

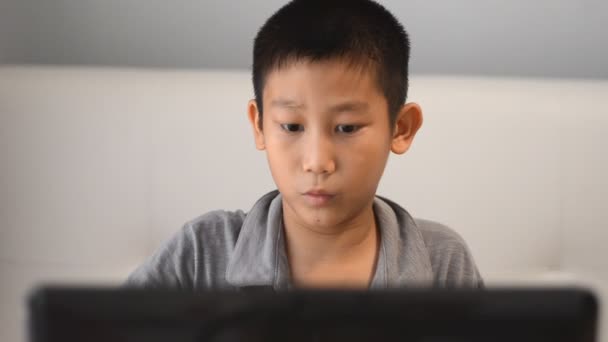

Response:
(280, 123), (304, 133)
(335, 125), (360, 134)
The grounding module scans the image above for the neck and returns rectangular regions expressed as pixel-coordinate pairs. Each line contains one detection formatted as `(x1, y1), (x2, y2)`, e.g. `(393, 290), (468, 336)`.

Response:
(282, 200), (379, 288)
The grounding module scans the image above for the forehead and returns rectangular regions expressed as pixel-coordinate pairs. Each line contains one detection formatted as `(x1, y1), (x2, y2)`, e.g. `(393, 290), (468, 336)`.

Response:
(263, 58), (385, 107)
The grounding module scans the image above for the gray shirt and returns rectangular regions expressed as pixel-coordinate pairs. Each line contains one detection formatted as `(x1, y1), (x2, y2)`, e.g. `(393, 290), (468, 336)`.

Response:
(126, 190), (483, 290)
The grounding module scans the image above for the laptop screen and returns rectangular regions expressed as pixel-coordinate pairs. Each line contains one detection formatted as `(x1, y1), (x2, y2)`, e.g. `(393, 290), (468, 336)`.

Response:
(28, 287), (597, 342)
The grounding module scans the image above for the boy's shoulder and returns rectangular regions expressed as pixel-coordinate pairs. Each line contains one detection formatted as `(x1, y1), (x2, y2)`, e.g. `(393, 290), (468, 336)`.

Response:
(375, 195), (483, 288)
(185, 209), (247, 243)
(413, 218), (470, 253)
(413, 218), (484, 288)
(125, 209), (248, 289)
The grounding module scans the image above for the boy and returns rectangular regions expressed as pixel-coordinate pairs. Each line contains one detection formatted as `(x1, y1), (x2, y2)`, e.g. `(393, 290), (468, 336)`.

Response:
(126, 0), (483, 290)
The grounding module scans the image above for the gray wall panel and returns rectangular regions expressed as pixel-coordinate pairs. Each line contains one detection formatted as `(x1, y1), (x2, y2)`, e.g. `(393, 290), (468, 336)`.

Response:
(0, 0), (20, 64)
(2, 0), (607, 78)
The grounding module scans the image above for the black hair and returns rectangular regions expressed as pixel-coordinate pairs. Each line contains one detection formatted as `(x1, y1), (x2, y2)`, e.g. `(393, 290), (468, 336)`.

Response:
(252, 0), (410, 128)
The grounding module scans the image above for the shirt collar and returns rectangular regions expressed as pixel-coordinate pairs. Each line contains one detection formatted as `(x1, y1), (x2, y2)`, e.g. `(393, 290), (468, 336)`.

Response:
(225, 190), (433, 290)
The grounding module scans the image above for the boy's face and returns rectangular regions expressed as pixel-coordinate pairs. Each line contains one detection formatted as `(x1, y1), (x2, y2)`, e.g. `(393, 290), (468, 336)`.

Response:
(248, 58), (422, 231)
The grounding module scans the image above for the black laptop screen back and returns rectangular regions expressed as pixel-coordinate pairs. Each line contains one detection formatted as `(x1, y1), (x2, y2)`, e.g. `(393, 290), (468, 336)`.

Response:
(28, 288), (597, 342)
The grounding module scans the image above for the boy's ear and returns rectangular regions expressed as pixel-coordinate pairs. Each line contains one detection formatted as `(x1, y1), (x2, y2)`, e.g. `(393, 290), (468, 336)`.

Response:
(247, 99), (266, 150)
(391, 102), (423, 155)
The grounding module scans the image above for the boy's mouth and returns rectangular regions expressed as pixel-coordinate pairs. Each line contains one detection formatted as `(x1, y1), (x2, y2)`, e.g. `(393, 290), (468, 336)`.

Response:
(303, 189), (335, 206)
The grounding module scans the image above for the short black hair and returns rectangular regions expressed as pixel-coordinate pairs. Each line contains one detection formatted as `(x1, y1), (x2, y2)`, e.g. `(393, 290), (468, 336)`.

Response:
(252, 0), (410, 128)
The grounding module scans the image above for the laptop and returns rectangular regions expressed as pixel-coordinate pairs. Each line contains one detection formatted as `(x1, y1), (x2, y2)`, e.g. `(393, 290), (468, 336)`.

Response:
(28, 287), (597, 342)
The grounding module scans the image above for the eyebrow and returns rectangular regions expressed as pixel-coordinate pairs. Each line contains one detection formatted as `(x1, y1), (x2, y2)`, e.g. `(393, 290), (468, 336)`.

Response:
(270, 99), (369, 114)
(328, 101), (369, 114)
(270, 99), (305, 110)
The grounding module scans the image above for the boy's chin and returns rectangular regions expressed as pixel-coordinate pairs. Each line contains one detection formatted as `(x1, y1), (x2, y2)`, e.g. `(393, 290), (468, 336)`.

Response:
(295, 207), (354, 231)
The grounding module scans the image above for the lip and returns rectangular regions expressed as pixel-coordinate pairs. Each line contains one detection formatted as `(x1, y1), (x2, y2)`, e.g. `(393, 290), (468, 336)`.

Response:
(303, 189), (335, 206)
(304, 189), (334, 196)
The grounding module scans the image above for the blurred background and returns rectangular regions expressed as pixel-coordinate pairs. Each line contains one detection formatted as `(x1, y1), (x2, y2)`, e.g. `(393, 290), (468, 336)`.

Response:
(1, 0), (607, 76)
(1, 0), (607, 341)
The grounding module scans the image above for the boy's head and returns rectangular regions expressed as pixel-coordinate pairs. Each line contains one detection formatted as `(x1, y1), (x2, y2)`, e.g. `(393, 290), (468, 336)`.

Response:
(247, 0), (423, 230)
(252, 0), (410, 127)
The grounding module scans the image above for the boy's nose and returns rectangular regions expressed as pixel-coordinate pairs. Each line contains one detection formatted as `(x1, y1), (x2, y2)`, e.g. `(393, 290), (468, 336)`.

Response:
(301, 133), (336, 175)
